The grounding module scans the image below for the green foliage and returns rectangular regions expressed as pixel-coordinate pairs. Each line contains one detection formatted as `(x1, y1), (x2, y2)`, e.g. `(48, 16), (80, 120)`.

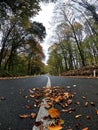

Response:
(47, 1), (98, 75)
(0, 0), (46, 77)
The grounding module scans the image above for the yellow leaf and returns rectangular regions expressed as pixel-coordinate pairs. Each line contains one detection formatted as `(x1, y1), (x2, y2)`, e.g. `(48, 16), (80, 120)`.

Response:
(58, 119), (64, 125)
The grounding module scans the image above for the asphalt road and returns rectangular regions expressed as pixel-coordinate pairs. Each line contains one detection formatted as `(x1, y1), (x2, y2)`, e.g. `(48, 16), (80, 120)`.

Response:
(0, 75), (98, 130)
(50, 76), (98, 130)
(0, 76), (47, 130)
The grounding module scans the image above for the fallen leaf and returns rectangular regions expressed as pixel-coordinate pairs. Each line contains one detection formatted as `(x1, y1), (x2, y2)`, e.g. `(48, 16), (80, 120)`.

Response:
(48, 125), (62, 130)
(73, 84), (77, 87)
(54, 96), (62, 102)
(75, 114), (82, 119)
(25, 105), (31, 109)
(76, 123), (81, 129)
(66, 86), (70, 89)
(23, 95), (28, 99)
(85, 102), (88, 107)
(57, 119), (64, 125)
(90, 102), (95, 106)
(67, 99), (72, 105)
(40, 123), (43, 130)
(61, 109), (68, 112)
(86, 115), (91, 119)
(33, 88), (36, 91)
(68, 108), (76, 113)
(31, 113), (36, 119)
(0, 96), (6, 100)
(64, 103), (68, 107)
(82, 127), (89, 130)
(43, 116), (50, 120)
(29, 89), (34, 94)
(48, 107), (60, 118)
(75, 101), (80, 105)
(19, 114), (30, 119)
(82, 96), (86, 99)
(63, 92), (70, 98)
(96, 110), (98, 115)
(30, 94), (35, 98)
(34, 121), (43, 127)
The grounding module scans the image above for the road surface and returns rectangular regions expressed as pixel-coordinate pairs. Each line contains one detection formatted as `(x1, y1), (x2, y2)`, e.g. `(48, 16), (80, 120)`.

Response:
(0, 75), (98, 130)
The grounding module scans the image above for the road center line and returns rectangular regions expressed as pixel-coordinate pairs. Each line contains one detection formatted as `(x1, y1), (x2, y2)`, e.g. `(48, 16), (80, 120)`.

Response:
(32, 76), (51, 130)
(46, 76), (51, 87)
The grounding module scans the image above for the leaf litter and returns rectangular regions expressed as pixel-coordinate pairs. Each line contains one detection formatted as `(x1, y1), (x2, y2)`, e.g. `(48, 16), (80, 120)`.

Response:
(19, 85), (97, 130)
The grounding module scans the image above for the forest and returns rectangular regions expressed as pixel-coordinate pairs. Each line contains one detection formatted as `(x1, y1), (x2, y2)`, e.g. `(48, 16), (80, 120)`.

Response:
(0, 0), (47, 76)
(0, 0), (98, 77)
(47, 0), (98, 76)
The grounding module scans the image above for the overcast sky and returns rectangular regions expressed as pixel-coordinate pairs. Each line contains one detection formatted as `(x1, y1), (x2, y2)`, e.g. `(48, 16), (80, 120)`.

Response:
(33, 2), (55, 64)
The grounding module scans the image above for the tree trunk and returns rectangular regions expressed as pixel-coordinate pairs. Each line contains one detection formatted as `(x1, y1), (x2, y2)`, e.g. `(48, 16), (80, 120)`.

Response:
(69, 21), (86, 66)
(0, 22), (16, 67)
(60, 43), (69, 70)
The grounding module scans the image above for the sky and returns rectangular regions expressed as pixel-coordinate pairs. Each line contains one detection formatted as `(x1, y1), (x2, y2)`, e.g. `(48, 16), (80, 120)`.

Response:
(33, 2), (55, 64)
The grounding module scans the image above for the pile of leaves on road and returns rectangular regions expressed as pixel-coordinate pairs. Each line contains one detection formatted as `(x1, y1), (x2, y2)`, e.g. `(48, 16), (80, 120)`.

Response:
(19, 86), (98, 130)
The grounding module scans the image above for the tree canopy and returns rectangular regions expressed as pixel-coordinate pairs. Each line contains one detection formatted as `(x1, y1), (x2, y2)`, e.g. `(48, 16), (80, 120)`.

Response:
(47, 0), (98, 75)
(0, 0), (47, 76)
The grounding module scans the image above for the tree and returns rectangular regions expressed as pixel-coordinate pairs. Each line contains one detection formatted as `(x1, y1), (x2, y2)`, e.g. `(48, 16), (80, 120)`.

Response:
(71, 0), (98, 24)
(48, 47), (64, 75)
(0, 0), (46, 76)
(53, 3), (86, 66)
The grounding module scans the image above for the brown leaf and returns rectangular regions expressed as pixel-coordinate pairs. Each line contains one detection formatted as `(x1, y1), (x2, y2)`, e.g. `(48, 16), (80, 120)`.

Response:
(82, 127), (89, 130)
(0, 96), (6, 100)
(67, 99), (72, 105)
(34, 121), (43, 127)
(19, 114), (30, 119)
(48, 125), (62, 130)
(43, 116), (50, 120)
(23, 95), (28, 99)
(54, 96), (62, 102)
(25, 105), (31, 109)
(90, 102), (95, 106)
(63, 92), (70, 99)
(31, 113), (36, 119)
(68, 108), (76, 113)
(86, 115), (91, 120)
(40, 123), (43, 130)
(96, 110), (98, 115)
(75, 101), (80, 105)
(30, 94), (35, 98)
(61, 109), (68, 112)
(76, 123), (81, 129)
